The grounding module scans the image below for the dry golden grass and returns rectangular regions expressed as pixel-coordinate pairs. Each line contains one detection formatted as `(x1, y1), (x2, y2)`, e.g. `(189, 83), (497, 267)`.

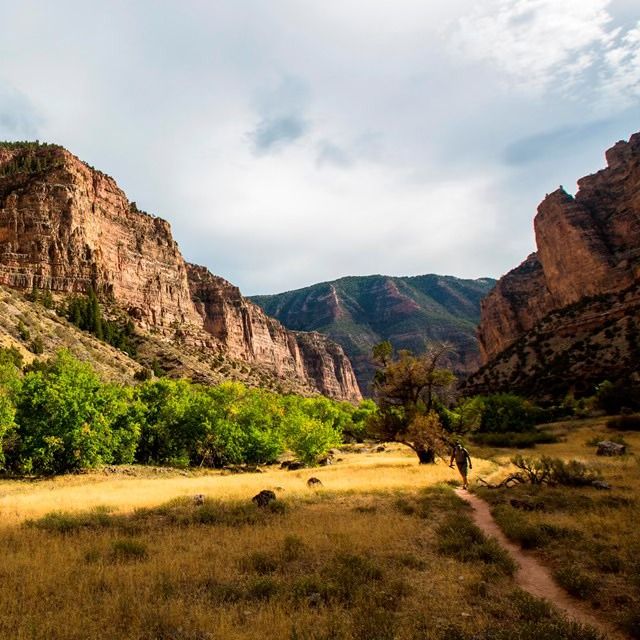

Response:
(0, 445), (498, 526)
(0, 441), (612, 640)
(476, 417), (640, 637)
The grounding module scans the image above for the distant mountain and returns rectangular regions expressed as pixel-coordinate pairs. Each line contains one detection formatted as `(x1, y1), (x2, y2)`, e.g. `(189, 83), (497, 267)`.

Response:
(251, 274), (496, 395)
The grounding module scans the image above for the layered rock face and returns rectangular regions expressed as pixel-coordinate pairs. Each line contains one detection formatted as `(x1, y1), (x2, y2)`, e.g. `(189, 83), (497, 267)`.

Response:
(0, 143), (361, 401)
(188, 264), (361, 402)
(470, 132), (640, 397)
(0, 144), (200, 330)
(252, 274), (495, 394)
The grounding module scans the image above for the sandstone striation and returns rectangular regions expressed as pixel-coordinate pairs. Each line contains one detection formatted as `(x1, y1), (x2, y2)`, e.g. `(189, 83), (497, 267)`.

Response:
(187, 264), (361, 402)
(0, 142), (361, 401)
(470, 132), (640, 398)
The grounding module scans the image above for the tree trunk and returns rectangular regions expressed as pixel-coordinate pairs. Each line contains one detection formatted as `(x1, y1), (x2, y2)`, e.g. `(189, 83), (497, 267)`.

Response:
(416, 446), (436, 464)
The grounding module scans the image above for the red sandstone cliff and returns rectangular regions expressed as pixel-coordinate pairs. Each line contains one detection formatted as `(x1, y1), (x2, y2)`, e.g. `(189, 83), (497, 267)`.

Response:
(0, 142), (362, 401)
(470, 132), (640, 397)
(187, 264), (361, 402)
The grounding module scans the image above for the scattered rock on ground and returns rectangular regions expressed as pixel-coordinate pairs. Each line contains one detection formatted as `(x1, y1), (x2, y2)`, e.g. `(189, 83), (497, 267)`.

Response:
(597, 441), (626, 456)
(284, 461), (305, 471)
(222, 464), (262, 474)
(252, 490), (277, 507)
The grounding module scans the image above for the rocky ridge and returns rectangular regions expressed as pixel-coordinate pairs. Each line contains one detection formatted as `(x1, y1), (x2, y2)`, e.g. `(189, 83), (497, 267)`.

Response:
(251, 274), (495, 394)
(468, 132), (640, 398)
(0, 142), (361, 401)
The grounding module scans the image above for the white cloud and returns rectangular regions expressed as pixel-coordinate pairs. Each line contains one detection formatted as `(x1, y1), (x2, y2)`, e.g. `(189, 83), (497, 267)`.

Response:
(601, 22), (640, 108)
(0, 0), (638, 294)
(452, 0), (638, 105)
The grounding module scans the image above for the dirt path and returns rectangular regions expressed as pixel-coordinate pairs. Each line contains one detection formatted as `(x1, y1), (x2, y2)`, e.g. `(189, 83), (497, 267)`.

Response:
(455, 489), (626, 639)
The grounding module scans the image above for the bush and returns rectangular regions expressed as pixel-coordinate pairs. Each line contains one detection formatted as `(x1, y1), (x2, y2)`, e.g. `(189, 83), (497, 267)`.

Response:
(554, 565), (599, 600)
(28, 506), (115, 533)
(595, 379), (640, 414)
(549, 459), (600, 487)
(492, 507), (550, 549)
(28, 336), (44, 355)
(477, 394), (538, 433)
(0, 350), (368, 475)
(436, 515), (517, 575)
(606, 414), (640, 431)
(8, 351), (140, 474)
(472, 430), (558, 448)
(110, 538), (148, 561)
(506, 456), (600, 487)
(239, 551), (279, 575)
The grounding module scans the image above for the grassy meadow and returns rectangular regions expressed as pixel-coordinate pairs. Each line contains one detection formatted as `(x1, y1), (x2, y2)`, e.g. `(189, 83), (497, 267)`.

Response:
(0, 423), (635, 640)
(476, 419), (640, 638)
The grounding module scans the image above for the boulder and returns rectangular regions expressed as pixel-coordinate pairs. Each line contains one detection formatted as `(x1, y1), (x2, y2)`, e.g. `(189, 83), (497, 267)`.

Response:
(596, 441), (626, 456)
(252, 490), (277, 508)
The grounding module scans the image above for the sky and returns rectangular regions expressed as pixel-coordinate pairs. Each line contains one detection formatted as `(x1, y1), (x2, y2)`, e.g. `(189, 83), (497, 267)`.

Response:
(0, 1), (639, 295)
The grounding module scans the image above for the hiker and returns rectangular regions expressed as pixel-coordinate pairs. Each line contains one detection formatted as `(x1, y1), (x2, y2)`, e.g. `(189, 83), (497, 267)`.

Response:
(449, 441), (472, 490)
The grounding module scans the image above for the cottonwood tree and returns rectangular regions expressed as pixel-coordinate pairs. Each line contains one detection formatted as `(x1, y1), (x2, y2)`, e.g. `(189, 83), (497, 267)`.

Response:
(368, 342), (455, 463)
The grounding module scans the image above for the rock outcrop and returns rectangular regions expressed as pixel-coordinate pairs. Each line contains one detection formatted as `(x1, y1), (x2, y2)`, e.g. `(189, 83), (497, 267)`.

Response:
(469, 132), (640, 398)
(0, 142), (361, 401)
(187, 264), (361, 401)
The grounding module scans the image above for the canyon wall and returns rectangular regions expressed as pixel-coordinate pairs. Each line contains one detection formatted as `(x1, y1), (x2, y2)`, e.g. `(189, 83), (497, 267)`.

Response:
(187, 264), (361, 402)
(0, 143), (361, 401)
(469, 132), (640, 397)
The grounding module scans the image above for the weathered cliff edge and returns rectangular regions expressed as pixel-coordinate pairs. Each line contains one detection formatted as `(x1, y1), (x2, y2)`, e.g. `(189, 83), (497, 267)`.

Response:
(0, 143), (361, 401)
(467, 132), (640, 398)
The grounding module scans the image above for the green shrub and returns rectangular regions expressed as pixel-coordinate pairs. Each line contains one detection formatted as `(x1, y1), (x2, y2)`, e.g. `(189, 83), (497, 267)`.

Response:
(472, 430), (558, 448)
(1, 350), (369, 475)
(549, 459), (600, 487)
(239, 551), (279, 575)
(282, 535), (305, 562)
(8, 351), (140, 474)
(28, 506), (115, 533)
(606, 414), (640, 431)
(476, 394), (538, 433)
(436, 515), (517, 575)
(322, 553), (383, 603)
(554, 565), (599, 599)
(246, 577), (279, 600)
(28, 336), (44, 355)
(110, 538), (148, 561)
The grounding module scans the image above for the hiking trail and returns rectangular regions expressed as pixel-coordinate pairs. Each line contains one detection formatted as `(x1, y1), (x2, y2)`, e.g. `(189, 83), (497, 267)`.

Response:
(454, 488), (626, 639)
